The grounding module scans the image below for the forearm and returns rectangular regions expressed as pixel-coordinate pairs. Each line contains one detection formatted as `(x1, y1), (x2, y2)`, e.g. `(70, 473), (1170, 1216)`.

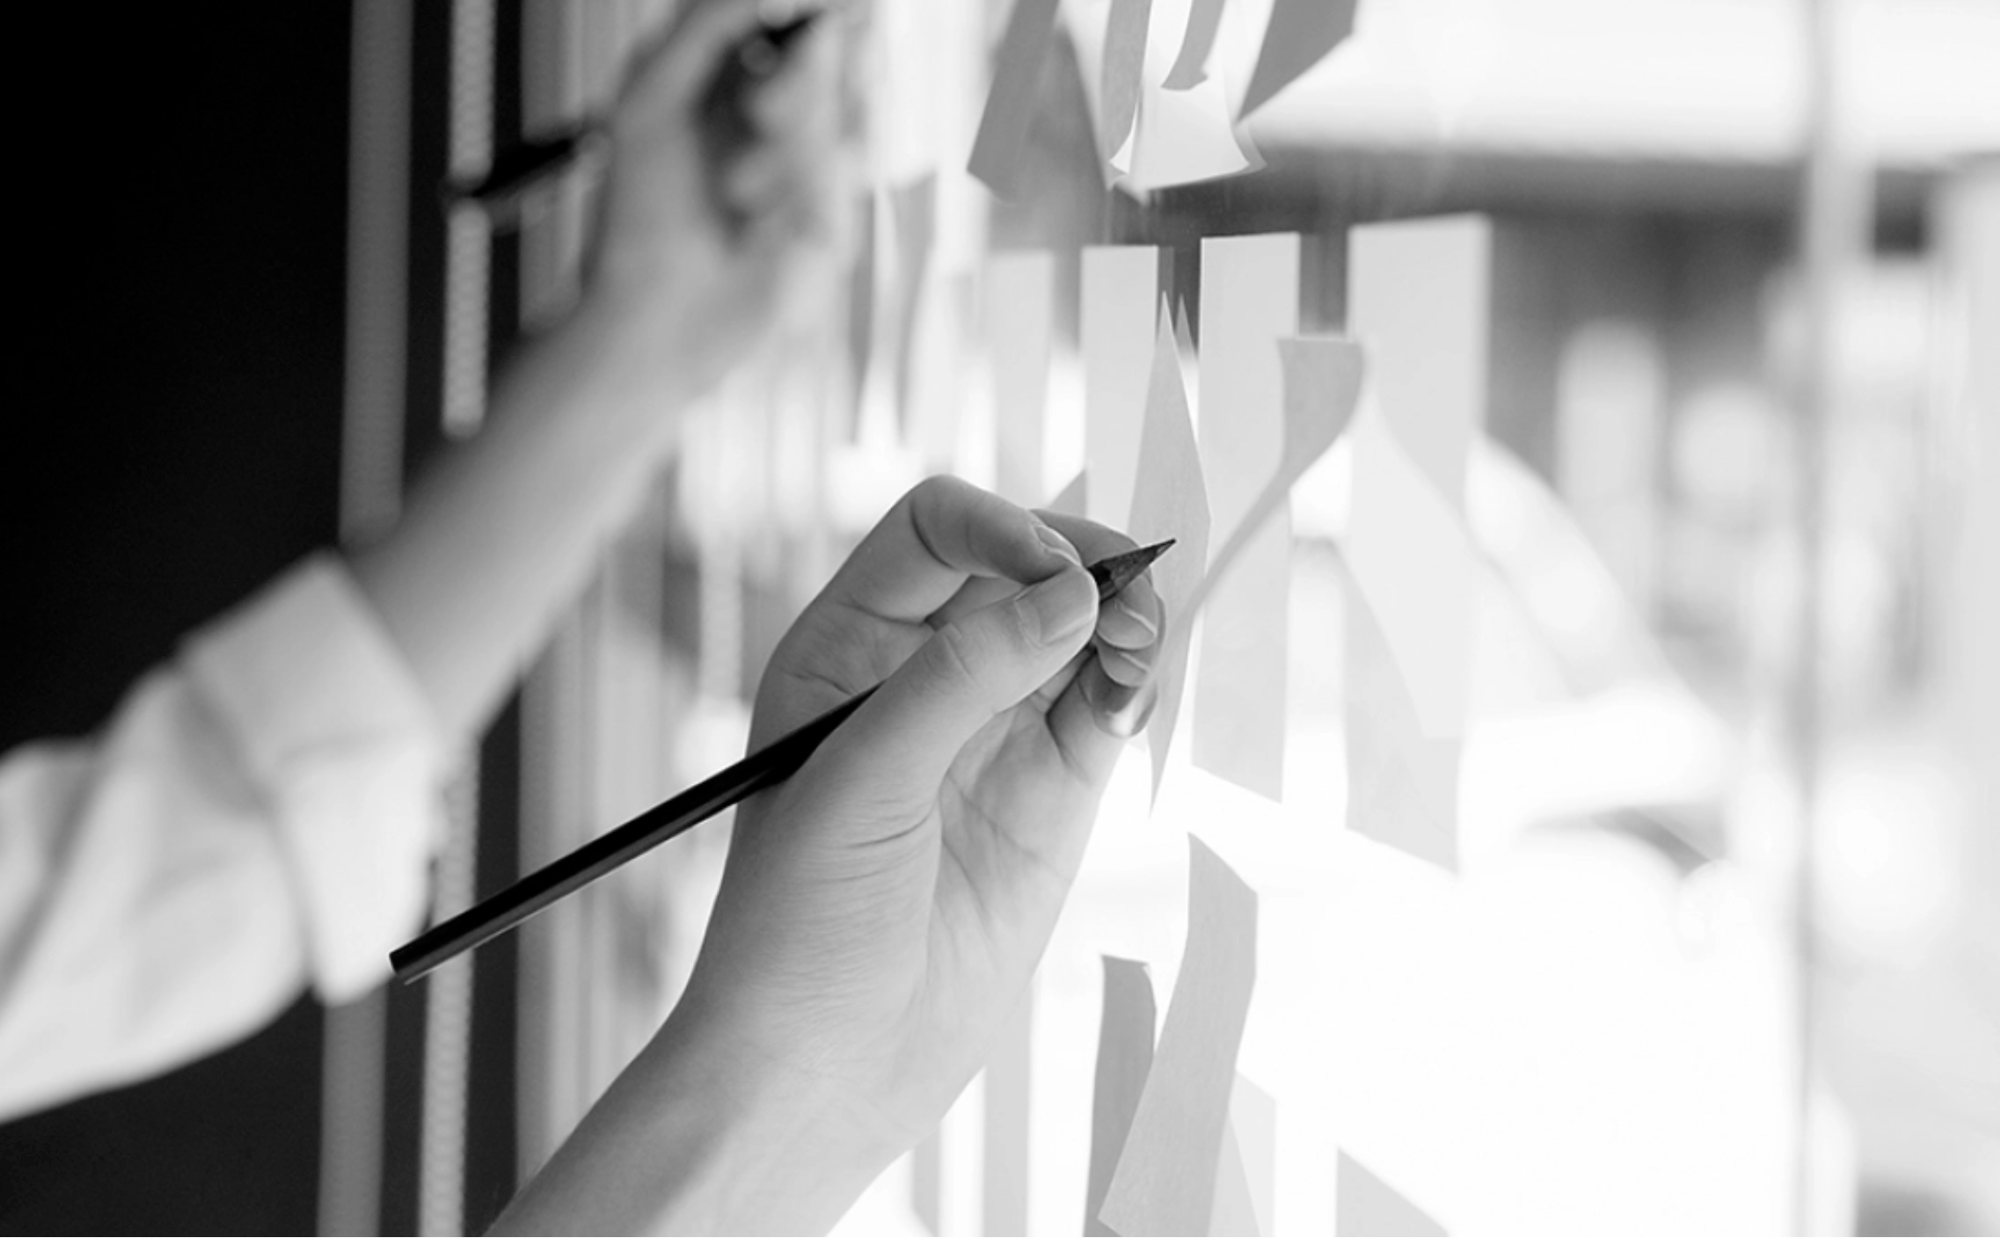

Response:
(489, 997), (900, 1236)
(343, 0), (832, 751)
(347, 290), (697, 744)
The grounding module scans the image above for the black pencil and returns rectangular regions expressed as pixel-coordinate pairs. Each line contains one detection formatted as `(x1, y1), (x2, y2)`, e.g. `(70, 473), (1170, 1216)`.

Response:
(390, 539), (1173, 983)
(441, 10), (823, 225)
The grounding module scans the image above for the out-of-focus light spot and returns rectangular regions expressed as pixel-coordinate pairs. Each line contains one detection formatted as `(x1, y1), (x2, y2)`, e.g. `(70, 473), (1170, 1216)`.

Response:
(1672, 381), (1789, 528)
(1817, 734), (1963, 965)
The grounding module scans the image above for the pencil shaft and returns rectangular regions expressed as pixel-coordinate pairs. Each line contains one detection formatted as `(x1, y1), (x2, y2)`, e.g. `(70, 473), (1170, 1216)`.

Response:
(390, 688), (872, 980)
(390, 541), (1172, 983)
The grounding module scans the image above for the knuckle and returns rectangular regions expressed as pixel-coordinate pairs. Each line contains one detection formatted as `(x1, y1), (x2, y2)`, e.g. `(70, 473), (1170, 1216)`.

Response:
(909, 474), (972, 524)
(922, 620), (988, 699)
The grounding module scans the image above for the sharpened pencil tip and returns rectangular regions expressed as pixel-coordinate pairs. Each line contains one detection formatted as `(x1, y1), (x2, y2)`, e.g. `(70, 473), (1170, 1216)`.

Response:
(1089, 540), (1175, 601)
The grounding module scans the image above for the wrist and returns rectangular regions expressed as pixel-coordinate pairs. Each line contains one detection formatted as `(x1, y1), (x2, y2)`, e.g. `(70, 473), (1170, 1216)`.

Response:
(572, 262), (746, 409)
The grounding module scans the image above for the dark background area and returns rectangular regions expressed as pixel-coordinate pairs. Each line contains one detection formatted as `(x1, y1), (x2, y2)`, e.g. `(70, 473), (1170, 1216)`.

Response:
(1, 5), (523, 1232)
(0, 5), (350, 1233)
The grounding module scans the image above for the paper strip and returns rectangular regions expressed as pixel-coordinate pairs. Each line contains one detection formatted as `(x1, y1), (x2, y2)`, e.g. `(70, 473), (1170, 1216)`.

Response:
(986, 252), (1056, 507)
(1211, 1121), (1260, 1237)
(870, 0), (944, 184)
(983, 994), (1033, 1237)
(1342, 552), (1460, 871)
(908, 271), (973, 472)
(1083, 246), (1160, 529)
(1085, 957), (1157, 1237)
(1239, 0), (1357, 119)
(1049, 469), (1087, 518)
(840, 189), (876, 439)
(1097, 0), (1154, 185)
(1230, 1075), (1277, 1236)
(1191, 337), (1364, 614)
(1346, 215), (1490, 507)
(1209, 1074), (1277, 1235)
(1342, 217), (1488, 740)
(1127, 311), (1211, 798)
(887, 175), (938, 443)
(1098, 838), (1259, 1237)
(1192, 234), (1299, 801)
(967, 0), (1064, 201)
(912, 1128), (943, 1234)
(1336, 1152), (1448, 1236)
(1163, 0), (1227, 90)
(1196, 235), (1297, 541)
(1126, 72), (1255, 193)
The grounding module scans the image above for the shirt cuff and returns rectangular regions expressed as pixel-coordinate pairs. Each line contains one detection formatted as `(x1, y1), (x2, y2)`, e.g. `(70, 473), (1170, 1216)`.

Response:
(180, 552), (447, 1002)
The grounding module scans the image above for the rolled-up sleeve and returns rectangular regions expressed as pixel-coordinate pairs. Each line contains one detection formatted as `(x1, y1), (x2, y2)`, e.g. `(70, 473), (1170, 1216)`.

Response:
(0, 553), (446, 1121)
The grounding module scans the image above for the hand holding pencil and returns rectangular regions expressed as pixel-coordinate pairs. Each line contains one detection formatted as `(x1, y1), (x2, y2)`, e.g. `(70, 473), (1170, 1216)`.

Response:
(491, 478), (1164, 1235)
(586, 0), (847, 387)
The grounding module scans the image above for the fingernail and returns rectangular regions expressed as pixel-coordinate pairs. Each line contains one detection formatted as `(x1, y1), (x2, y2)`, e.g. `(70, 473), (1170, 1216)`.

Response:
(1084, 667), (1156, 739)
(1020, 572), (1095, 645)
(1100, 644), (1153, 682)
(1107, 688), (1158, 739)
(1032, 521), (1083, 570)
(1112, 593), (1158, 639)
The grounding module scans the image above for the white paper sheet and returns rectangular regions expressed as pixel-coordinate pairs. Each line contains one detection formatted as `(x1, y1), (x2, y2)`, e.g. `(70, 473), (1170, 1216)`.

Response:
(1083, 246), (1161, 529)
(1192, 234), (1299, 801)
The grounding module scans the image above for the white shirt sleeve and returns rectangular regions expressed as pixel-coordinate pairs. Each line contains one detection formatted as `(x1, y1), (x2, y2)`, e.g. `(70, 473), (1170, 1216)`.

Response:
(0, 553), (447, 1122)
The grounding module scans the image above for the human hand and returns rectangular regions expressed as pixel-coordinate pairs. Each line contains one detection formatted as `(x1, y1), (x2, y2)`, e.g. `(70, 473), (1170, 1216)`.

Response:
(488, 478), (1164, 1235)
(685, 478), (1161, 1195)
(585, 0), (847, 389)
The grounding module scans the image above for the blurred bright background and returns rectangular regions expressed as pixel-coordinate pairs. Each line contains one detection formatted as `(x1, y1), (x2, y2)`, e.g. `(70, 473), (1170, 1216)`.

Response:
(10, 0), (1967, 1233)
(489, 1), (1999, 1234)
(5, 1), (1993, 1233)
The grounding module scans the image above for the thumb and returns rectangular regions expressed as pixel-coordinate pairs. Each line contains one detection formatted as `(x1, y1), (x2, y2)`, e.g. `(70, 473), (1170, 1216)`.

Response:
(824, 564), (1100, 809)
(621, 0), (770, 114)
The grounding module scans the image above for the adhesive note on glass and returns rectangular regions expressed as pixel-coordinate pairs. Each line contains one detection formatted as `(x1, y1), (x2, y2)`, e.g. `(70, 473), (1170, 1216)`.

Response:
(840, 189), (876, 438)
(1083, 246), (1160, 529)
(984, 994), (1033, 1237)
(930, 4), (990, 280)
(1085, 957), (1157, 1237)
(1342, 389), (1476, 741)
(1337, 1152), (1447, 1236)
(887, 175), (938, 443)
(1099, 838), (1258, 1237)
(967, 0), (1064, 201)
(1211, 1122), (1258, 1237)
(870, 0), (942, 184)
(1209, 1074), (1277, 1235)
(1192, 333), (1361, 613)
(1343, 217), (1487, 741)
(1127, 72), (1255, 193)
(1277, 338), (1367, 494)
(1230, 1075), (1276, 1235)
(1342, 555), (1460, 871)
(1192, 234), (1298, 801)
(912, 1127), (942, 1234)
(1163, 0), (1227, 89)
(987, 252), (1055, 506)
(1049, 469), (1087, 518)
(1240, 0), (1357, 119)
(1193, 233), (1302, 558)
(1346, 216), (1490, 506)
(907, 271), (972, 473)
(1194, 336), (1364, 604)
(1098, 0), (1154, 185)
(1127, 313), (1211, 799)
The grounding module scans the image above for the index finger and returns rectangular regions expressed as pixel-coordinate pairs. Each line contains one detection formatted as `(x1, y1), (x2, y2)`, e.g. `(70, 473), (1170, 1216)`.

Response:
(620, 0), (784, 116)
(821, 476), (1080, 627)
